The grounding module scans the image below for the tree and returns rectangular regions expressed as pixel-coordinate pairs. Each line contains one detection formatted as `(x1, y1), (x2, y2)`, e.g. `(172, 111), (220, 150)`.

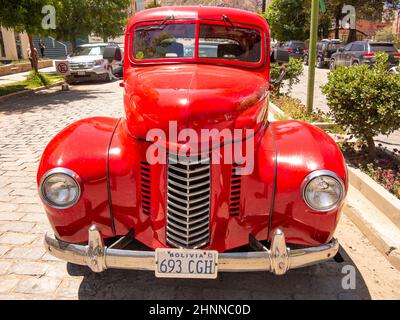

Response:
(375, 26), (397, 42)
(264, 0), (310, 41)
(322, 53), (400, 159)
(48, 0), (130, 51)
(0, 0), (48, 71)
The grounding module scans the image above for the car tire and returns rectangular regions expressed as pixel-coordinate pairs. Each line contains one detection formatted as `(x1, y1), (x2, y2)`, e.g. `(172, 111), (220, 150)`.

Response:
(352, 61), (359, 67)
(65, 76), (74, 85)
(316, 56), (324, 68)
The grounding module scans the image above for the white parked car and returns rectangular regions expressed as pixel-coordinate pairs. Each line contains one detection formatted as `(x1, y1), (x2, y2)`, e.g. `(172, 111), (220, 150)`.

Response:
(66, 43), (123, 83)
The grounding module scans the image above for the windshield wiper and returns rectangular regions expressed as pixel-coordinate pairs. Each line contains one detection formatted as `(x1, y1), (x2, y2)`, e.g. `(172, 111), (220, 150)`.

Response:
(144, 15), (175, 31)
(222, 15), (235, 28)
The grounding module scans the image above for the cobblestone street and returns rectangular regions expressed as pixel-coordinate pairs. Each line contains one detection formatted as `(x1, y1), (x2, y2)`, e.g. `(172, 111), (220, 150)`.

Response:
(0, 82), (399, 300)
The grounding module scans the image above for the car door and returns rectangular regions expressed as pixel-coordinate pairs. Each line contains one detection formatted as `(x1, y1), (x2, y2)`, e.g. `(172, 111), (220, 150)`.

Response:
(337, 43), (352, 66)
(347, 43), (365, 65)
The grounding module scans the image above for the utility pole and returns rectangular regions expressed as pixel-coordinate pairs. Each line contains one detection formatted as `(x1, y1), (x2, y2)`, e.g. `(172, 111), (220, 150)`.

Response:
(306, 0), (320, 114)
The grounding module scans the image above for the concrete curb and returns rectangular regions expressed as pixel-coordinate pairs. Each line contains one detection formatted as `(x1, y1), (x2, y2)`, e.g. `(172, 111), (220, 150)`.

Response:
(348, 166), (400, 229)
(0, 81), (64, 103)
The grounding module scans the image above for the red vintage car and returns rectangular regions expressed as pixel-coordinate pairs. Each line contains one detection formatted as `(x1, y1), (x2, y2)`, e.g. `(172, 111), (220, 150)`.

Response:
(38, 6), (347, 278)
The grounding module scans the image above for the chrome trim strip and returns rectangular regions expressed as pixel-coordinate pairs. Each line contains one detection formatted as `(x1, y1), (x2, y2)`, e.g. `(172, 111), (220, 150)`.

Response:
(44, 227), (340, 275)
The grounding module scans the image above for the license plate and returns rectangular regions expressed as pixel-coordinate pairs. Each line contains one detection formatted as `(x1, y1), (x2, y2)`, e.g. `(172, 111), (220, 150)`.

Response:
(77, 71), (86, 76)
(155, 248), (218, 279)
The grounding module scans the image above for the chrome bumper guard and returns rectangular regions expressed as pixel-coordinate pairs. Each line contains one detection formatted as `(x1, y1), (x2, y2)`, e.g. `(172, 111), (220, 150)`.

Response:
(44, 225), (339, 275)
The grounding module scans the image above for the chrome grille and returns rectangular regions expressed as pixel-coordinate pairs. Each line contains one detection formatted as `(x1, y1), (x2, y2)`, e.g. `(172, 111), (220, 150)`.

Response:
(167, 155), (211, 249)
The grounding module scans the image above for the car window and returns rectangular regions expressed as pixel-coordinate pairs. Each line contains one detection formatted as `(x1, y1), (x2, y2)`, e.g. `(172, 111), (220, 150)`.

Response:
(199, 24), (262, 63)
(71, 46), (105, 57)
(328, 43), (343, 51)
(134, 23), (196, 60)
(290, 41), (305, 49)
(370, 44), (398, 53)
(343, 44), (352, 51)
(350, 44), (365, 51)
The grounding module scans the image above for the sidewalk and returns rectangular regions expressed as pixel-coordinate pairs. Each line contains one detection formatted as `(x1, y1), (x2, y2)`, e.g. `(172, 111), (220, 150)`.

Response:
(0, 66), (56, 86)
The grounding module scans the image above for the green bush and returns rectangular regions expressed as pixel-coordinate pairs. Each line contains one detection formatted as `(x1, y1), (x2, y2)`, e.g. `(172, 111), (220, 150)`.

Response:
(270, 57), (303, 95)
(321, 52), (400, 159)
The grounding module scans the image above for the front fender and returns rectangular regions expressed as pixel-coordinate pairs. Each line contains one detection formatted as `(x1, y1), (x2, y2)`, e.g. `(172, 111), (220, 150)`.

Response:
(259, 120), (348, 246)
(37, 117), (120, 243)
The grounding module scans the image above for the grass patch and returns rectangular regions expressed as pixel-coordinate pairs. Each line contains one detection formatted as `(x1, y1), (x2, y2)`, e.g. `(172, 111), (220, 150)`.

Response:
(0, 71), (63, 96)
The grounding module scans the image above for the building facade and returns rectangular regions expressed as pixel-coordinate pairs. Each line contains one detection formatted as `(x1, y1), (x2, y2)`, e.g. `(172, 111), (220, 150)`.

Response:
(0, 27), (29, 62)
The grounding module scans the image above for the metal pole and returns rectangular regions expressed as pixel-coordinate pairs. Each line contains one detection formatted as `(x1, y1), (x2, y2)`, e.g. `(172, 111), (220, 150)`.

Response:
(306, 0), (320, 114)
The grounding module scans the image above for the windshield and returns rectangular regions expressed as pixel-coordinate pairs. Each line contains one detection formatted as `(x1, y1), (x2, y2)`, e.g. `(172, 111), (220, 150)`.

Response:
(199, 24), (261, 63)
(134, 24), (196, 59)
(289, 41), (305, 49)
(71, 46), (105, 57)
(133, 22), (262, 64)
(370, 44), (398, 53)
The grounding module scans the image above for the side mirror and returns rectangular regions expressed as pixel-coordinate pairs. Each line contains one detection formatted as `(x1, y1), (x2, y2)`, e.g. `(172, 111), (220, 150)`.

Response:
(103, 46), (118, 61)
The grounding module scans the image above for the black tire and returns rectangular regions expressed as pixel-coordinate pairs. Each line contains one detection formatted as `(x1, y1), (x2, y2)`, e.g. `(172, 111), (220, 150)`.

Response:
(352, 61), (359, 67)
(65, 76), (74, 85)
(316, 56), (324, 69)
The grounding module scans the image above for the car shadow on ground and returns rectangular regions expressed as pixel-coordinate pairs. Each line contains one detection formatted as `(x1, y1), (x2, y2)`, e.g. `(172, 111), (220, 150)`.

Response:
(0, 81), (120, 115)
(68, 245), (371, 300)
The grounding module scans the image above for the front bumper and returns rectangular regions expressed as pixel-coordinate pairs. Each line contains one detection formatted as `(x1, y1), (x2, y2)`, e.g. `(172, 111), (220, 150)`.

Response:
(44, 225), (339, 276)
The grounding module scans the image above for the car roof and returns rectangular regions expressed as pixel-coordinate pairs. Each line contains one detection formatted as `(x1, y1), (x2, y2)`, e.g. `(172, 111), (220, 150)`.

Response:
(127, 6), (268, 31)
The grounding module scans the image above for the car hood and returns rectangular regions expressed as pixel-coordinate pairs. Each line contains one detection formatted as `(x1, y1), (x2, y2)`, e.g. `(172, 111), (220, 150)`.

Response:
(68, 55), (103, 64)
(123, 64), (269, 151)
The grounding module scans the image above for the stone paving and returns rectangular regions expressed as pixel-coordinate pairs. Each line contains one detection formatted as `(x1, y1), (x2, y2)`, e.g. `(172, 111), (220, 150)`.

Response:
(0, 81), (399, 300)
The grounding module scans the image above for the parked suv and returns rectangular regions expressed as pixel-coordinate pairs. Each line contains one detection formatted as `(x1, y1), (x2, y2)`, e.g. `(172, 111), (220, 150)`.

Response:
(272, 40), (305, 60)
(66, 43), (123, 83)
(303, 39), (343, 68)
(330, 41), (400, 70)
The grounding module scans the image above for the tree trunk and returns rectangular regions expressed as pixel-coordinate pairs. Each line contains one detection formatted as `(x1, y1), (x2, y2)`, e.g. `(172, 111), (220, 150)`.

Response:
(71, 36), (77, 52)
(28, 34), (38, 72)
(347, 28), (357, 44)
(335, 16), (340, 39)
(366, 136), (377, 160)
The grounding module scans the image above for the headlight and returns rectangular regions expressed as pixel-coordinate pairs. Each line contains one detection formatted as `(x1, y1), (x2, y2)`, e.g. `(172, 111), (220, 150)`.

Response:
(40, 168), (81, 209)
(302, 170), (345, 212)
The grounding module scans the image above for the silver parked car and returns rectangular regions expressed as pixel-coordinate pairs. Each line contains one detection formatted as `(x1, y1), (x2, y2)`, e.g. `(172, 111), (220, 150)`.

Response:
(66, 43), (123, 84)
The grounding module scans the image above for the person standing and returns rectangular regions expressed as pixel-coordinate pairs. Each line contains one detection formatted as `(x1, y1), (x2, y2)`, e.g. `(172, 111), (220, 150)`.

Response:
(39, 39), (46, 58)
